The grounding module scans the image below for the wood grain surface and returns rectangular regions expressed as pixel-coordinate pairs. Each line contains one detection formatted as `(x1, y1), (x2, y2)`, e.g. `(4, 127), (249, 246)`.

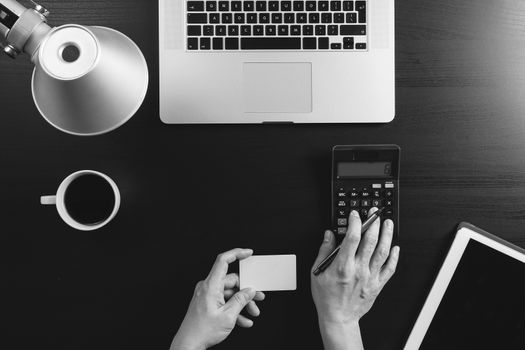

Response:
(2, 1), (525, 349)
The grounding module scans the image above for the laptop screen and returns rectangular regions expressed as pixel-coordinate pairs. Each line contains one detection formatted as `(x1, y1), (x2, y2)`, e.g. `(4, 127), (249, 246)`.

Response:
(421, 239), (525, 348)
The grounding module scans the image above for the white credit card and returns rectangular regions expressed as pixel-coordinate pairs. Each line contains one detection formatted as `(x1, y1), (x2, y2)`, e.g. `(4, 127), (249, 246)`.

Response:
(239, 255), (297, 292)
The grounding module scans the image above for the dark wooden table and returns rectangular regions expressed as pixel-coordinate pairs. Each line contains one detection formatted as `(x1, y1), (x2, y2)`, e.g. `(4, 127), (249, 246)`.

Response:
(2, 0), (525, 349)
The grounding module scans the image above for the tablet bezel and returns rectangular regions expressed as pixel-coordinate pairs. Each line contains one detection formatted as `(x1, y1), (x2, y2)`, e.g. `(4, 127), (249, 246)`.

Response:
(403, 222), (525, 350)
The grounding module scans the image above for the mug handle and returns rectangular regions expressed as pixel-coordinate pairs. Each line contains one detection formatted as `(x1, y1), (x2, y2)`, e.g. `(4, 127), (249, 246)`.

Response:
(41, 196), (57, 205)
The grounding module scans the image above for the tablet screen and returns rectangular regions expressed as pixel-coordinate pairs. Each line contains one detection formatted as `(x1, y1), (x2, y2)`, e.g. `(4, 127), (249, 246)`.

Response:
(420, 239), (525, 348)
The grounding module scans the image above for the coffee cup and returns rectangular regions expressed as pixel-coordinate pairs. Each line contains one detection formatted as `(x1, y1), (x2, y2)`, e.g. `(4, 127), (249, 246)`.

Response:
(41, 170), (120, 231)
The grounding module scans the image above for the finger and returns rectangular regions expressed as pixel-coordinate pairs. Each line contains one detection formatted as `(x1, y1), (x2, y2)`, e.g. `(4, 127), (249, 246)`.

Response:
(370, 219), (394, 274)
(245, 300), (261, 317)
(236, 314), (254, 328)
(254, 291), (265, 302)
(336, 210), (362, 265)
(224, 288), (256, 316)
(207, 248), (253, 286)
(224, 273), (239, 289)
(312, 230), (336, 269)
(224, 289), (235, 299)
(380, 246), (400, 284)
(356, 208), (381, 266)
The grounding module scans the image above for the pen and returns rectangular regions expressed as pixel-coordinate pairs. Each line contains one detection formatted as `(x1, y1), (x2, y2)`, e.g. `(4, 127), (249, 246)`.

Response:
(313, 207), (386, 276)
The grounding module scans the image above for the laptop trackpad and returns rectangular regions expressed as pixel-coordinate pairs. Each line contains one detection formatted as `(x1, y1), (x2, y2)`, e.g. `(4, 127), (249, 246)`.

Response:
(243, 62), (312, 113)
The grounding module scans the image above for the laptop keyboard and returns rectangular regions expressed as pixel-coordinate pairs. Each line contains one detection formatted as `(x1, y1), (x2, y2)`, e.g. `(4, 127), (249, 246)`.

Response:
(186, 1), (368, 51)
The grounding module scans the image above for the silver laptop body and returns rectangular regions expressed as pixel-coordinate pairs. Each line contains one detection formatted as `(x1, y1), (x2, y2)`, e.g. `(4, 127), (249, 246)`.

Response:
(159, 0), (395, 123)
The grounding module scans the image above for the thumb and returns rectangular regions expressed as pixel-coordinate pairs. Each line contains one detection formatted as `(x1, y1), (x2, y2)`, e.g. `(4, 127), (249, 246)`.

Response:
(225, 288), (256, 316)
(312, 230), (336, 268)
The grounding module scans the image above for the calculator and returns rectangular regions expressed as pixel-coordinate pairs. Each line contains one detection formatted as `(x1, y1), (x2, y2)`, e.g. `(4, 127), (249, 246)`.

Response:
(332, 145), (400, 238)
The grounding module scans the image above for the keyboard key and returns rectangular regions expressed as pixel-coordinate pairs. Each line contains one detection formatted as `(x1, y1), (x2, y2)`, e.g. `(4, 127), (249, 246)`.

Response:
(350, 199), (359, 207)
(215, 25), (226, 35)
(187, 13), (207, 24)
(361, 189), (371, 197)
(291, 25), (301, 35)
(356, 43), (366, 49)
(231, 1), (242, 11)
(350, 189), (359, 197)
(244, 1), (254, 11)
(340, 25), (366, 35)
(346, 12), (357, 23)
(265, 25), (276, 35)
(337, 200), (346, 207)
(282, 1), (292, 11)
(222, 13), (232, 23)
(337, 191), (347, 198)
(356, 1), (366, 22)
(334, 12), (344, 23)
(328, 25), (338, 35)
(256, 1), (266, 11)
(319, 1), (329, 11)
(337, 218), (348, 226)
(206, 1), (217, 11)
(200, 37), (211, 50)
(337, 209), (347, 217)
(247, 13), (257, 23)
(338, 227), (347, 235)
(225, 37), (239, 49)
(330, 1), (341, 11)
(384, 208), (394, 217)
(343, 1), (353, 11)
(331, 43), (341, 49)
(272, 13), (283, 23)
(372, 189), (381, 198)
(385, 200), (393, 207)
(385, 190), (393, 198)
(234, 13), (245, 23)
(269, 1), (279, 11)
(360, 209), (369, 219)
(303, 25), (313, 35)
(297, 13), (307, 23)
(293, 1), (304, 11)
(187, 37), (198, 50)
(315, 25), (326, 35)
(219, 1), (229, 11)
(260, 13), (270, 23)
(372, 199), (382, 207)
(319, 37), (329, 49)
(321, 13), (332, 23)
(203, 25), (214, 36)
(309, 13), (320, 23)
(361, 199), (370, 207)
(284, 13), (295, 23)
(278, 25), (289, 35)
(306, 1), (316, 11)
(187, 1), (204, 11)
(303, 37), (316, 49)
(213, 37), (223, 49)
(209, 13), (220, 23)
(343, 37), (354, 49)
(228, 25), (239, 35)
(253, 25), (264, 35)
(187, 25), (201, 36)
(241, 25), (251, 35)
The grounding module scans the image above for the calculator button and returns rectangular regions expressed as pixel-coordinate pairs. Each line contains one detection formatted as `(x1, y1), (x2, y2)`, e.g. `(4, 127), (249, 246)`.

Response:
(361, 199), (370, 207)
(385, 199), (393, 207)
(385, 183), (395, 189)
(372, 199), (382, 207)
(349, 200), (359, 208)
(384, 208), (394, 216)
(360, 209), (369, 218)
(385, 190), (393, 198)
(337, 218), (348, 226)
(338, 227), (347, 234)
(337, 200), (346, 207)
(337, 192), (347, 198)
(372, 190), (381, 198)
(361, 190), (371, 198)
(337, 209), (347, 217)
(350, 189), (359, 198)
(372, 184), (382, 189)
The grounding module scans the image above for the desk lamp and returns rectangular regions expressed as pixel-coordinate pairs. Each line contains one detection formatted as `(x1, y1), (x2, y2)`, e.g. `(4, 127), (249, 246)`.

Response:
(0, 0), (148, 136)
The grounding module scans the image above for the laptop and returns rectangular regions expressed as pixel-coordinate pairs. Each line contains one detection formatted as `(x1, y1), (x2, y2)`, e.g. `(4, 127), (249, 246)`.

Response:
(159, 0), (395, 123)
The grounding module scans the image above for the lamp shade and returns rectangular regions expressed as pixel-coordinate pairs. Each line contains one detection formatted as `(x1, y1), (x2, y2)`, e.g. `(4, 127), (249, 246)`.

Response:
(31, 24), (148, 136)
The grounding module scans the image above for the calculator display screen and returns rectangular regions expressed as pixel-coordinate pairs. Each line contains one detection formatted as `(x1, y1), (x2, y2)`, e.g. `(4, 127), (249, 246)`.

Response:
(337, 162), (392, 178)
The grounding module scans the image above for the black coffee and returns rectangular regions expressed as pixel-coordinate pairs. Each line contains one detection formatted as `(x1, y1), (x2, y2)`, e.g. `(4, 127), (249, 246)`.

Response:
(64, 174), (116, 225)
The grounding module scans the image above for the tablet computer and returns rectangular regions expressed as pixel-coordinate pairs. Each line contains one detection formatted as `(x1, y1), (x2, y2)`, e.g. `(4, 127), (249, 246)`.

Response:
(404, 222), (525, 349)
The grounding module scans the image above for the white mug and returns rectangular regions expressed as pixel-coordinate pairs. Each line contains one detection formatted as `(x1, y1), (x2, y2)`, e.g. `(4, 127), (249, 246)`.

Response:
(41, 170), (121, 231)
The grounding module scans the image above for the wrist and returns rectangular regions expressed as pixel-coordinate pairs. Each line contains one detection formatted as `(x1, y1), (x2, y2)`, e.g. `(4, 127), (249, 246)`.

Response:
(171, 326), (207, 350)
(318, 319), (363, 350)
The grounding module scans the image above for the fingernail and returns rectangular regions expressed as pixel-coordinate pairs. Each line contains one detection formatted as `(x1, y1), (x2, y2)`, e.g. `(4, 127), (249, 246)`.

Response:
(324, 231), (331, 242)
(351, 210), (359, 218)
(386, 220), (393, 229)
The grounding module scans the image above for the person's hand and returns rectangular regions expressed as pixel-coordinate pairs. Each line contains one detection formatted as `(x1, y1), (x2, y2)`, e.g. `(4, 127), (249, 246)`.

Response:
(311, 208), (400, 350)
(171, 248), (265, 350)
